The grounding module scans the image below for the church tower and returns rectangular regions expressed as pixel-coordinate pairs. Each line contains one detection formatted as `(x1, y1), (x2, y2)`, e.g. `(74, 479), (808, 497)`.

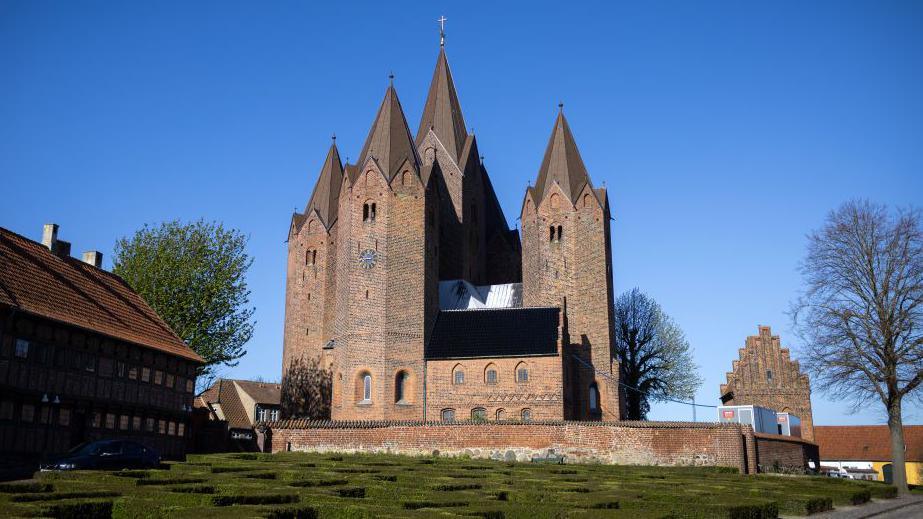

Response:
(520, 109), (621, 420)
(416, 45), (521, 285)
(282, 141), (342, 374)
(329, 82), (439, 420)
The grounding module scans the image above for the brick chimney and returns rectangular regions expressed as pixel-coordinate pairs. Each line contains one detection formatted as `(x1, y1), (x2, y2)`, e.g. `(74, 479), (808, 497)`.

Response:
(82, 251), (103, 268)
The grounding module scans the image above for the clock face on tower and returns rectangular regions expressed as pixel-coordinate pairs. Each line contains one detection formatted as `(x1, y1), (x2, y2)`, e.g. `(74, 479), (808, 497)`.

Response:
(358, 249), (378, 269)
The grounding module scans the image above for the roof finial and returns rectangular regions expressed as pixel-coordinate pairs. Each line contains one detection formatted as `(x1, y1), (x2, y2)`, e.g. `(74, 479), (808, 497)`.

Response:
(438, 16), (447, 47)
(558, 102), (564, 113)
(389, 72), (394, 86)
(331, 132), (336, 143)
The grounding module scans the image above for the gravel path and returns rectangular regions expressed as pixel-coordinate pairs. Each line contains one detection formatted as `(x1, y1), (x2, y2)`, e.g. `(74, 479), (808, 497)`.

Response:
(799, 495), (923, 518)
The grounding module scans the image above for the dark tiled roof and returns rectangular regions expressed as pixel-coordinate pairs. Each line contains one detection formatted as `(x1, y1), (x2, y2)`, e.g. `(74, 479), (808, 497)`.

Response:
(356, 85), (420, 180)
(815, 425), (923, 462)
(0, 227), (203, 363)
(416, 47), (468, 163)
(532, 111), (595, 206)
(301, 142), (343, 231)
(425, 307), (559, 359)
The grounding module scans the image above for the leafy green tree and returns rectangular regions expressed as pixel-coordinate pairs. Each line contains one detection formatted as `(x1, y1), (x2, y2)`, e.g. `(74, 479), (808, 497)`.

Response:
(113, 220), (255, 383)
(614, 288), (702, 420)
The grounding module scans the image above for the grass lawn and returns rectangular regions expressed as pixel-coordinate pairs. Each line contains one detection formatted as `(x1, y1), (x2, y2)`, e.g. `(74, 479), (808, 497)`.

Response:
(0, 451), (905, 518)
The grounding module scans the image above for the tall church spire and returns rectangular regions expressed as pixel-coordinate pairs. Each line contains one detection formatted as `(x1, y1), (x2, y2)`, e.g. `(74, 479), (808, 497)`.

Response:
(532, 109), (593, 206)
(416, 47), (468, 164)
(304, 139), (343, 229)
(357, 82), (420, 180)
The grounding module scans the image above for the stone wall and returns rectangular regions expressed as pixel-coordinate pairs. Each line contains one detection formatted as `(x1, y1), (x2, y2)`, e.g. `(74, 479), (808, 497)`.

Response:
(268, 420), (758, 473)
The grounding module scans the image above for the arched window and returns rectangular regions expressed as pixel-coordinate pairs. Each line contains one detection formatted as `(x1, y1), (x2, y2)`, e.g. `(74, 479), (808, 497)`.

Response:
(395, 371), (409, 403)
(311, 250), (317, 265)
(307, 220), (314, 233)
(549, 226), (556, 242)
(521, 409), (532, 422)
(496, 409), (506, 421)
(583, 193), (592, 208)
(441, 408), (455, 422)
(363, 204), (369, 221)
(485, 364), (498, 385)
(305, 250), (312, 265)
(550, 193), (561, 209)
(589, 383), (600, 414)
(356, 371), (372, 403)
(452, 365), (465, 385)
(471, 407), (487, 421)
(370, 203), (377, 221)
(516, 363), (529, 383)
(557, 225), (563, 242)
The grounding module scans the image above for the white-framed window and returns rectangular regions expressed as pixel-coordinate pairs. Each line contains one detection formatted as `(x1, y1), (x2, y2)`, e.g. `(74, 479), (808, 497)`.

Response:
(453, 370), (464, 385)
(486, 369), (497, 384)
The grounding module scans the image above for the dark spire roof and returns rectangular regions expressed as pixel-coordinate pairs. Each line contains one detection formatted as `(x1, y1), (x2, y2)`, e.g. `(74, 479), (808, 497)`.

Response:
(416, 47), (468, 163)
(304, 141), (343, 229)
(357, 84), (419, 180)
(531, 110), (593, 206)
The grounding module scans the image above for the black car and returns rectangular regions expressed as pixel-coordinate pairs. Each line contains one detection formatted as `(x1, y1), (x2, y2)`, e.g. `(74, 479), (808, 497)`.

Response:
(40, 439), (160, 471)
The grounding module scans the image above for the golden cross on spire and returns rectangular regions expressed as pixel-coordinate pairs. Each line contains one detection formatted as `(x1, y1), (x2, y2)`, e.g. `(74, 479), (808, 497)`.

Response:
(438, 15), (447, 47)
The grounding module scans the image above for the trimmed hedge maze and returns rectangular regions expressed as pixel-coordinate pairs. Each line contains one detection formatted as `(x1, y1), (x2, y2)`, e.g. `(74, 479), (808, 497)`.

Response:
(0, 452), (902, 518)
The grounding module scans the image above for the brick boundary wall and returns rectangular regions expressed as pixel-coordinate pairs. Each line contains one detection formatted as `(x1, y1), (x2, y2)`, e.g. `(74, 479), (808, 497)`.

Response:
(264, 420), (761, 474)
(753, 432), (819, 473)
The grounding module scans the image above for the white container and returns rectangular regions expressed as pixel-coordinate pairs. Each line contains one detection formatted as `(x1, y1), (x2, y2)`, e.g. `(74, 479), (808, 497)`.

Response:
(776, 412), (802, 438)
(717, 405), (779, 435)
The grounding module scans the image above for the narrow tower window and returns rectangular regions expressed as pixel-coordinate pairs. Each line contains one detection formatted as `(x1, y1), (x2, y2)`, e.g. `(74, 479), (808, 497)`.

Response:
(363, 204), (369, 221)
(549, 226), (556, 242)
(363, 374), (372, 402)
(557, 225), (563, 242)
(589, 383), (600, 414)
(370, 203), (377, 221)
(395, 371), (409, 403)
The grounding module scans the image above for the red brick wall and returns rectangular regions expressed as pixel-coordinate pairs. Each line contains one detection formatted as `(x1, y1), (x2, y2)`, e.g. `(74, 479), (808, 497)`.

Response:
(425, 356), (564, 421)
(269, 421), (755, 473)
(754, 433), (819, 473)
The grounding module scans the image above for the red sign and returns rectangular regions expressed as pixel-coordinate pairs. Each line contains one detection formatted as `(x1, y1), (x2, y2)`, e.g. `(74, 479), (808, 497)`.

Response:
(722, 410), (735, 419)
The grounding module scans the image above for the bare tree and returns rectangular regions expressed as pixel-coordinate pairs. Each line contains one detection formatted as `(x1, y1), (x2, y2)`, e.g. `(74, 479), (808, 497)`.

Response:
(280, 355), (332, 420)
(791, 200), (923, 494)
(614, 288), (702, 420)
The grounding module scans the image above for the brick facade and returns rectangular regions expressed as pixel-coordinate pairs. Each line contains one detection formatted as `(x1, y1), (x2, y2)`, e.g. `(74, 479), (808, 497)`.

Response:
(267, 420), (759, 473)
(282, 45), (623, 422)
(720, 326), (815, 440)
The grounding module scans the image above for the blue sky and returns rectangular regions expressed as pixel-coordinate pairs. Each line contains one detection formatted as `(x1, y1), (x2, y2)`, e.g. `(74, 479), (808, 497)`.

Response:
(2, 1), (921, 425)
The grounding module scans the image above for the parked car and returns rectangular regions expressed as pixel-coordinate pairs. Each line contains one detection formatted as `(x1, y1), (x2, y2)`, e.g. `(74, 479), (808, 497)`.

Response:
(40, 440), (160, 471)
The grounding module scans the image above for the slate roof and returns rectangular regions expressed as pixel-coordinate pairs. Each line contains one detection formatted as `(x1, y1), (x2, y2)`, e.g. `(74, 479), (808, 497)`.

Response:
(0, 227), (203, 363)
(814, 425), (923, 462)
(532, 111), (597, 206)
(416, 47), (468, 163)
(357, 84), (420, 180)
(301, 142), (343, 231)
(425, 307), (559, 359)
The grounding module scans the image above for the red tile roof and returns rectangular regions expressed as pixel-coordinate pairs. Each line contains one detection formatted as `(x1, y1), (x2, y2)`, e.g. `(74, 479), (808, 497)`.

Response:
(196, 379), (281, 429)
(0, 227), (203, 363)
(814, 425), (923, 462)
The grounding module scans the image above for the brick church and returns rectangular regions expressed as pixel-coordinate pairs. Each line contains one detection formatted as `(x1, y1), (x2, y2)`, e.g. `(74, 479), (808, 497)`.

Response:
(282, 34), (621, 423)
